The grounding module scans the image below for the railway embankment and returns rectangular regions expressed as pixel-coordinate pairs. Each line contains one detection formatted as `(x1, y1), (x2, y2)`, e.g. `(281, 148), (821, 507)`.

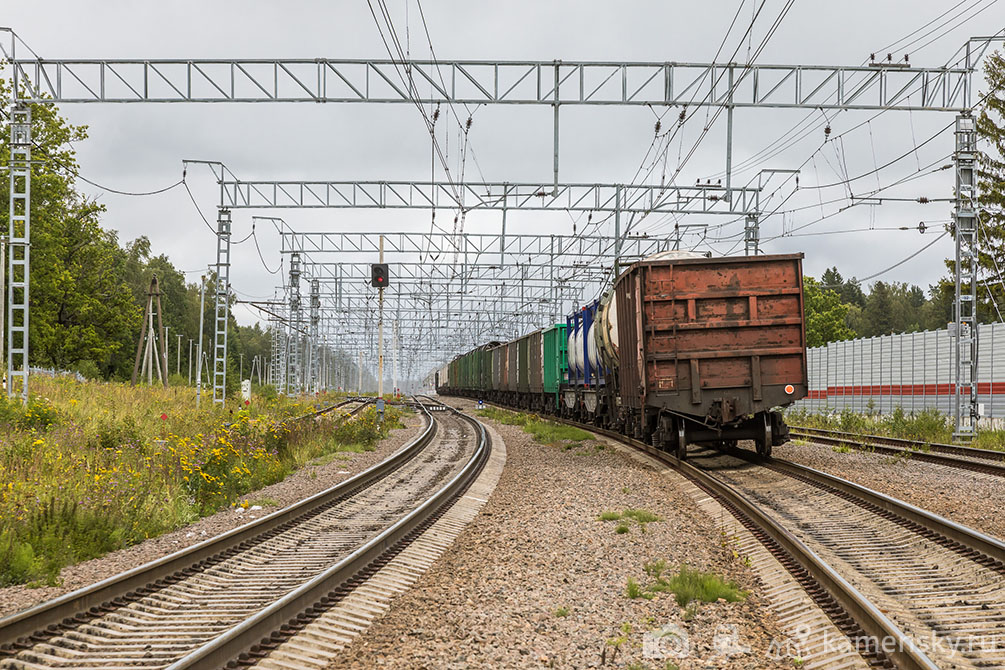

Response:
(333, 398), (789, 669)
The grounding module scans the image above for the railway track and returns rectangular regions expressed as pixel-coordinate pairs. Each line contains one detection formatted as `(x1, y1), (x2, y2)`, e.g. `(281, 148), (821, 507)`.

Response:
(0, 398), (490, 670)
(560, 419), (1005, 669)
(790, 425), (1005, 478)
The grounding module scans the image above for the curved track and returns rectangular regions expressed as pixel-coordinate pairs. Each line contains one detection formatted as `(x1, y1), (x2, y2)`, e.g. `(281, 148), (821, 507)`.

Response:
(790, 426), (1005, 478)
(557, 417), (1005, 670)
(0, 399), (489, 670)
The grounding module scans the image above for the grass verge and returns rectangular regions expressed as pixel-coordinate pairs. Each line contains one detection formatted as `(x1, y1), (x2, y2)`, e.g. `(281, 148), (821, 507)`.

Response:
(476, 406), (593, 445)
(0, 377), (403, 587)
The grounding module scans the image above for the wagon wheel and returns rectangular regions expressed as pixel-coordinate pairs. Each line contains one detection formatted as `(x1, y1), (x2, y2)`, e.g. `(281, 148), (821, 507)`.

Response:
(754, 413), (772, 458)
(676, 419), (688, 461)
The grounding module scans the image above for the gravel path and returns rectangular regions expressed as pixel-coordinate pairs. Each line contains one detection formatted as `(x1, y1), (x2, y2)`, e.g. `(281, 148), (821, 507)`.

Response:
(776, 439), (1005, 542)
(0, 411), (425, 619)
(332, 399), (789, 669)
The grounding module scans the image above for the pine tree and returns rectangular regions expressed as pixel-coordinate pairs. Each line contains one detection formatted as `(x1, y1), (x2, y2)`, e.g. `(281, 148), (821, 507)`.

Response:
(974, 51), (1005, 320)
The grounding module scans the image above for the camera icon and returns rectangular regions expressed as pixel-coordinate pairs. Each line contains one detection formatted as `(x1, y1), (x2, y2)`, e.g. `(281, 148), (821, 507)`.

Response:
(643, 624), (690, 659)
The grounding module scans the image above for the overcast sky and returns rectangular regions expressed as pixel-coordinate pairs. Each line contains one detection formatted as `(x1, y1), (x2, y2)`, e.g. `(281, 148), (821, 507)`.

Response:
(3, 0), (1003, 334)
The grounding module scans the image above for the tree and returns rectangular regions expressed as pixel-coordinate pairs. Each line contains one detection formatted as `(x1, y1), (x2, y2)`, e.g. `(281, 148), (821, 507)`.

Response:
(1, 76), (141, 375)
(820, 266), (866, 308)
(970, 51), (1005, 320)
(803, 277), (855, 347)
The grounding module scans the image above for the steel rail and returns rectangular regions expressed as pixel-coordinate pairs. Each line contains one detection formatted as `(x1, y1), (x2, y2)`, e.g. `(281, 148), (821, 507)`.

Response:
(756, 454), (1005, 566)
(0, 398), (434, 653)
(790, 426), (1005, 477)
(555, 418), (938, 670)
(163, 401), (490, 669)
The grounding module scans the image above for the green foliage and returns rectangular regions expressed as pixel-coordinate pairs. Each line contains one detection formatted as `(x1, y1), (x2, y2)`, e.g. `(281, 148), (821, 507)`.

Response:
(0, 82), (301, 392)
(645, 564), (748, 607)
(553, 606), (570, 617)
(803, 277), (855, 347)
(0, 394), (61, 430)
(624, 577), (651, 600)
(476, 406), (593, 444)
(806, 267), (959, 345)
(782, 406), (1005, 448)
(0, 497), (144, 586)
(598, 508), (662, 534)
(974, 51), (1005, 320)
(0, 378), (404, 586)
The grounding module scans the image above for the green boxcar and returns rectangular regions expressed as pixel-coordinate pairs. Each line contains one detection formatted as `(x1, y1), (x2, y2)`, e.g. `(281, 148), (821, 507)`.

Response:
(480, 347), (493, 392)
(517, 335), (530, 393)
(542, 324), (568, 408)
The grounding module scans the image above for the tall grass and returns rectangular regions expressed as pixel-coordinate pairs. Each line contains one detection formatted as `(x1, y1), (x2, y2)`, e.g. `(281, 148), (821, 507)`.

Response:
(0, 376), (401, 586)
(786, 406), (1005, 451)
(476, 406), (593, 444)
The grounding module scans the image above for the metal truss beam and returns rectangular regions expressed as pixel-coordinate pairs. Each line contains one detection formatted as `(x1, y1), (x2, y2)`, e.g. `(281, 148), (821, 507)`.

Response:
(281, 230), (690, 260)
(11, 59), (973, 111)
(226, 180), (752, 215)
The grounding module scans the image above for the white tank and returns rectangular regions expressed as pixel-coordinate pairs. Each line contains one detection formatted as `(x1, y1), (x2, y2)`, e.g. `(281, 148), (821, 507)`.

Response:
(608, 292), (620, 353)
(568, 326), (580, 374)
(576, 325), (586, 374)
(595, 250), (706, 369)
(587, 322), (600, 370)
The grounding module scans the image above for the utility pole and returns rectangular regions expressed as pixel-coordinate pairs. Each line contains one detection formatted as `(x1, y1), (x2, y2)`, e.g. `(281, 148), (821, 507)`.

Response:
(357, 350), (363, 394)
(392, 316), (398, 397)
(164, 325), (170, 380)
(953, 112), (979, 439)
(131, 275), (168, 387)
(239, 353), (244, 381)
(188, 338), (193, 385)
(176, 334), (182, 376)
(378, 234), (384, 399)
(196, 275), (206, 407)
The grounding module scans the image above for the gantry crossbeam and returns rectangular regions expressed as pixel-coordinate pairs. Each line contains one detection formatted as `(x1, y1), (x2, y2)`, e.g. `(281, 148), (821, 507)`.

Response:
(10, 59), (973, 111)
(225, 180), (753, 215)
(280, 230), (694, 260)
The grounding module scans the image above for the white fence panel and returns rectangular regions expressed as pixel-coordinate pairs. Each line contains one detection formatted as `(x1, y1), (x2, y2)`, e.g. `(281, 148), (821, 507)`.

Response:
(793, 323), (1005, 419)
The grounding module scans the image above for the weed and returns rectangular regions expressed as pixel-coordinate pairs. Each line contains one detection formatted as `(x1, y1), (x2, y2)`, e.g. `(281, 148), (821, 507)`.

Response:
(476, 407), (592, 444)
(792, 657), (805, 667)
(644, 559), (667, 580)
(622, 508), (661, 523)
(246, 496), (279, 507)
(554, 606), (570, 617)
(831, 445), (852, 454)
(682, 603), (700, 621)
(647, 565), (748, 607)
(599, 508), (662, 535)
(625, 577), (652, 600)
(621, 486), (630, 494)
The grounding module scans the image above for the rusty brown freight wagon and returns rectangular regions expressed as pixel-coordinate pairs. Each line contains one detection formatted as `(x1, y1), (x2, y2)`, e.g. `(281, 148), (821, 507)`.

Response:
(598, 253), (807, 458)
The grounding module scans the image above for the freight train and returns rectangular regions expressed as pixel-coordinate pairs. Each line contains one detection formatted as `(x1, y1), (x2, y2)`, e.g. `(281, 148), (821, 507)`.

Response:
(436, 252), (808, 458)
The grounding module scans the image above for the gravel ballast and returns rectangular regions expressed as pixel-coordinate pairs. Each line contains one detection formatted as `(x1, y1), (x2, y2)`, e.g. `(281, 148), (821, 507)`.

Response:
(0, 410), (425, 619)
(332, 399), (789, 669)
(776, 439), (1005, 541)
